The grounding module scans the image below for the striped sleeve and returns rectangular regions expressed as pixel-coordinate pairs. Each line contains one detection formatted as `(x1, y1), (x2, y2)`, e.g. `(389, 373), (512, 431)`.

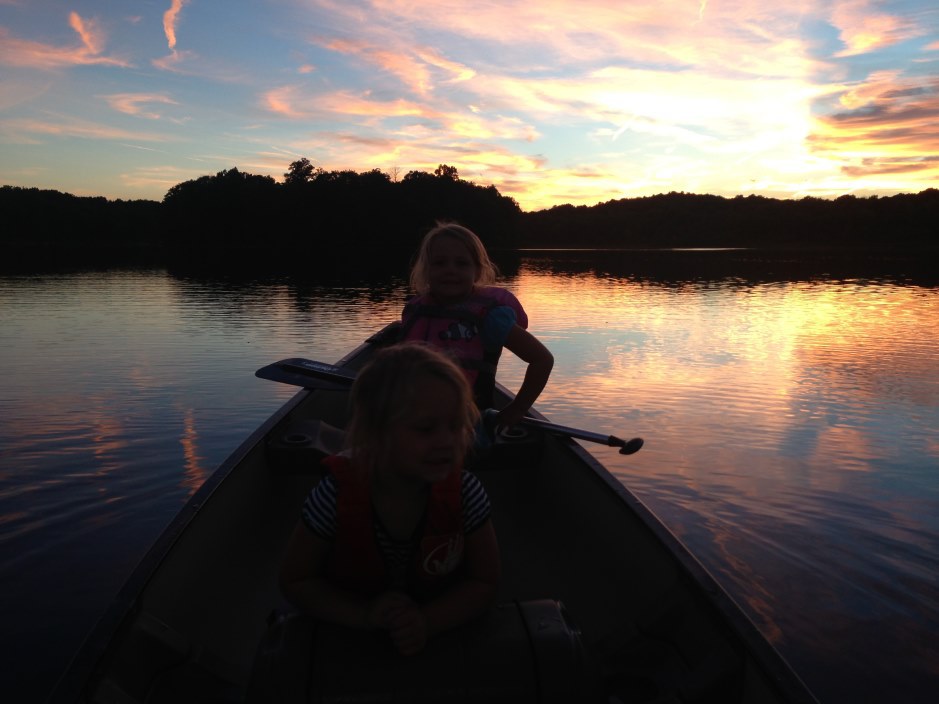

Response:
(301, 473), (338, 540)
(461, 471), (491, 534)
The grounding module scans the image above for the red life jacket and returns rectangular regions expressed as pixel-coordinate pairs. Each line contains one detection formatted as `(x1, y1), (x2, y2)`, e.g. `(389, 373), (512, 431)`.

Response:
(323, 455), (465, 601)
(400, 286), (528, 407)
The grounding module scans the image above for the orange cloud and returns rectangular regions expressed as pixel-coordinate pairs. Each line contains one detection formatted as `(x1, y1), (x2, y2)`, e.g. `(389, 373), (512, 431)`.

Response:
(809, 72), (939, 179)
(0, 116), (168, 144)
(263, 85), (436, 120)
(262, 85), (305, 118)
(829, 1), (922, 57)
(119, 165), (204, 191)
(316, 37), (474, 97)
(0, 15), (129, 69)
(104, 93), (180, 119)
(163, 0), (188, 51)
(68, 12), (105, 54)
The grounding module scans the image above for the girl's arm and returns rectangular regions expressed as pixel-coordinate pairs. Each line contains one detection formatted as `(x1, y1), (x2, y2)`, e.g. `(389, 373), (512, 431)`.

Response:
(280, 521), (401, 629)
(282, 517), (500, 656)
(499, 325), (554, 426)
(407, 519), (501, 650)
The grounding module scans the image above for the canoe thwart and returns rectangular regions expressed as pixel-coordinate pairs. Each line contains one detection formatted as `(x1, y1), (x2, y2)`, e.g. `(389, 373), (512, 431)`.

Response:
(265, 418), (345, 472)
(247, 600), (601, 703)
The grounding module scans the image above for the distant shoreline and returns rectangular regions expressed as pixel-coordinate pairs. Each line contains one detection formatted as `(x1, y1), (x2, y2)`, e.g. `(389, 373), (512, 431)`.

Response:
(4, 177), (937, 265)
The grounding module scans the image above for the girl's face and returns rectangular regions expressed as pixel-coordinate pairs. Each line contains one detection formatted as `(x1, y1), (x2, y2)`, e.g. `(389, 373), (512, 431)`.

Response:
(426, 235), (477, 302)
(386, 376), (466, 486)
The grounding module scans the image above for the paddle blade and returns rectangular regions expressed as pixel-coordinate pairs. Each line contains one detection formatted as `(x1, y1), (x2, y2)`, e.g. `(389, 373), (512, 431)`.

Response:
(255, 358), (355, 388)
(618, 437), (644, 455)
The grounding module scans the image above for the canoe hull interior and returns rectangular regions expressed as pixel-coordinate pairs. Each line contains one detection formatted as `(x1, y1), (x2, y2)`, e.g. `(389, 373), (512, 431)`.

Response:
(51, 332), (816, 704)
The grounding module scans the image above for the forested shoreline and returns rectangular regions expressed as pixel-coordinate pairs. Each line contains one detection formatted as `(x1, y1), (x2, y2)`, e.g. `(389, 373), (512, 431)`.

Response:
(3, 160), (938, 271)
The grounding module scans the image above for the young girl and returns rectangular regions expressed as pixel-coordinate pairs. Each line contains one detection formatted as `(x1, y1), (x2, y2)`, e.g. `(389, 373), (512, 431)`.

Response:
(279, 343), (500, 656)
(401, 222), (554, 427)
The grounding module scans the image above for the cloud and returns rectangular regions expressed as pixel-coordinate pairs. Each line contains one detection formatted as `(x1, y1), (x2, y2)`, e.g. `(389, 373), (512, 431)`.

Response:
(151, 1), (195, 74)
(314, 37), (475, 97)
(263, 85), (436, 120)
(275, 1), (938, 206)
(828, 0), (923, 57)
(840, 155), (939, 177)
(0, 116), (169, 144)
(4, 0), (935, 208)
(120, 164), (200, 191)
(69, 12), (105, 54)
(809, 72), (939, 179)
(302, 0), (824, 81)
(163, 0), (189, 52)
(290, 1), (827, 145)
(0, 14), (130, 69)
(103, 93), (181, 120)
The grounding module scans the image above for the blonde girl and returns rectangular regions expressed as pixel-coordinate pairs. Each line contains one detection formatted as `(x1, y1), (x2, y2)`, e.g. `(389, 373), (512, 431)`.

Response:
(402, 222), (553, 426)
(280, 343), (500, 656)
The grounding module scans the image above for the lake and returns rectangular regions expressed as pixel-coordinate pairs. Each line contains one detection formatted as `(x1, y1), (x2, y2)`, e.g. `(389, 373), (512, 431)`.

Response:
(1, 249), (937, 703)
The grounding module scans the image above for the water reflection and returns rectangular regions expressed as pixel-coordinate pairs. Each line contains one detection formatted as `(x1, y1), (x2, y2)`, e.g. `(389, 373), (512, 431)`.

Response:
(494, 262), (939, 702)
(179, 407), (208, 494)
(519, 247), (939, 287)
(1, 258), (938, 702)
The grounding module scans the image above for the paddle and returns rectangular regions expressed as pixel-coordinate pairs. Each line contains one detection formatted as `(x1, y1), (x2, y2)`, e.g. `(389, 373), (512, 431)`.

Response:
(256, 358), (644, 455)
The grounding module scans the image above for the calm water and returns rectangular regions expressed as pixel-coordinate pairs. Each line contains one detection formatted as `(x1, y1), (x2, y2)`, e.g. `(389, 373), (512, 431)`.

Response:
(1, 253), (937, 703)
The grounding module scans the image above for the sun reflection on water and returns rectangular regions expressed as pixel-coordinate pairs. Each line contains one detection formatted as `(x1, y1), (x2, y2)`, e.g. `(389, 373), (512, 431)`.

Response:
(1, 262), (937, 702)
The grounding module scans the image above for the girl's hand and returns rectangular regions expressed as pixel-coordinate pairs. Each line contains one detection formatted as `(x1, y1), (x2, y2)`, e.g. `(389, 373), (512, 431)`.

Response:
(386, 601), (428, 656)
(495, 400), (527, 427)
(366, 591), (412, 629)
(367, 592), (427, 654)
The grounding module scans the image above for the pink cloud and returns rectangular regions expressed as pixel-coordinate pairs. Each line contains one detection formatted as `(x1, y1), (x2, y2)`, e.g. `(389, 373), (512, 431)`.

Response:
(0, 116), (168, 143)
(262, 84), (436, 119)
(104, 93), (180, 119)
(0, 15), (130, 69)
(810, 73), (939, 178)
(163, 0), (188, 52)
(829, 1), (922, 56)
(315, 36), (474, 97)
(68, 12), (105, 54)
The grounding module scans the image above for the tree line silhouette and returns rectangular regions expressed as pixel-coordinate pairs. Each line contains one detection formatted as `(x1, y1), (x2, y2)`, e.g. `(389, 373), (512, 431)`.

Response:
(3, 159), (937, 270)
(523, 190), (939, 249)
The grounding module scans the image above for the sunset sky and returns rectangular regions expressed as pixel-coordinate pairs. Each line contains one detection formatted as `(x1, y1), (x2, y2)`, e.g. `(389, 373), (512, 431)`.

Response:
(1, 0), (937, 211)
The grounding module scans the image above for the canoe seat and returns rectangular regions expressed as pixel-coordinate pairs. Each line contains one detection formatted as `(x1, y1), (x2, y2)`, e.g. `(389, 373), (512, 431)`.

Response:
(472, 424), (545, 472)
(89, 610), (243, 704)
(247, 599), (602, 703)
(265, 419), (345, 474)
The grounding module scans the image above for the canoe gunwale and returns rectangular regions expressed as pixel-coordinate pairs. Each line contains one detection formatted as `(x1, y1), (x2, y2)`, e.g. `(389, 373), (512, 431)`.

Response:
(525, 396), (818, 703)
(47, 333), (381, 703)
(48, 324), (818, 703)
(46, 387), (309, 703)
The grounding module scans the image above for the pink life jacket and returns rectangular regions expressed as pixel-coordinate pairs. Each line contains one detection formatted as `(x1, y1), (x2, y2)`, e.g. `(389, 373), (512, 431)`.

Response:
(323, 455), (465, 601)
(400, 286), (527, 408)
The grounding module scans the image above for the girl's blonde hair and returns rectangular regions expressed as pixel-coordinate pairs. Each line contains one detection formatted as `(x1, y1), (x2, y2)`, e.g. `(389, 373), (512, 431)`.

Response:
(409, 222), (499, 294)
(345, 342), (480, 477)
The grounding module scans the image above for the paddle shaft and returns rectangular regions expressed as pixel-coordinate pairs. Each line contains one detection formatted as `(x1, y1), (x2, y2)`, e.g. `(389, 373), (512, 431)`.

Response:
(504, 414), (644, 455)
(257, 358), (643, 454)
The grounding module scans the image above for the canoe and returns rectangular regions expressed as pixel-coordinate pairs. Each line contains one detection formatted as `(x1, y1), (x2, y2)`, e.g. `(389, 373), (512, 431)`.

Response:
(49, 324), (818, 703)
